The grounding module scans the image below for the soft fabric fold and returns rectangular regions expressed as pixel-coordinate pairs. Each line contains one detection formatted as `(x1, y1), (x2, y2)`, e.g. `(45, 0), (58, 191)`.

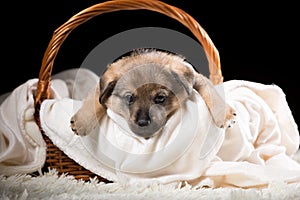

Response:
(0, 68), (98, 176)
(0, 79), (46, 175)
(198, 80), (300, 188)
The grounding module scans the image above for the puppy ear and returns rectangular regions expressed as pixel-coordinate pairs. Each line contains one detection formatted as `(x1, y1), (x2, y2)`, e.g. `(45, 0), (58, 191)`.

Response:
(99, 79), (117, 105)
(170, 66), (195, 96)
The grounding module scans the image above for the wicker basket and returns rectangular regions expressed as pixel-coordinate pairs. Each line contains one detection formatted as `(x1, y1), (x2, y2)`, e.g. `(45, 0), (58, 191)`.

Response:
(34, 0), (224, 182)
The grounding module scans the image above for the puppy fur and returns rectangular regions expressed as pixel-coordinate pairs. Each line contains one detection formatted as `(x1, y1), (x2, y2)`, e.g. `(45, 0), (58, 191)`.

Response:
(70, 49), (236, 138)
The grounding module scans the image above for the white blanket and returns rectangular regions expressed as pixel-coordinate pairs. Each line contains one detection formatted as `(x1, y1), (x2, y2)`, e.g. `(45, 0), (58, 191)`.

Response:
(0, 68), (299, 188)
(0, 79), (46, 175)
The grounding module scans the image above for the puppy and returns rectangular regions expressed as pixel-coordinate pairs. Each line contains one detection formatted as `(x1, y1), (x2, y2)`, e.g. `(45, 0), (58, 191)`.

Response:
(70, 49), (235, 138)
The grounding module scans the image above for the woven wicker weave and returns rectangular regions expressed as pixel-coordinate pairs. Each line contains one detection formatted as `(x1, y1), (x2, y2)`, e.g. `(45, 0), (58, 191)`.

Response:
(34, 0), (224, 182)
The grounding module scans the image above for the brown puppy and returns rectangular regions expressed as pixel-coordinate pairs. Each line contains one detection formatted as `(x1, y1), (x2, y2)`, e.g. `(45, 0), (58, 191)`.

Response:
(70, 49), (235, 138)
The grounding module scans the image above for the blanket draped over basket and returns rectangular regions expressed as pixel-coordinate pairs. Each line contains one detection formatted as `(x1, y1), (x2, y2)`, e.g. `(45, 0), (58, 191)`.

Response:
(1, 68), (299, 188)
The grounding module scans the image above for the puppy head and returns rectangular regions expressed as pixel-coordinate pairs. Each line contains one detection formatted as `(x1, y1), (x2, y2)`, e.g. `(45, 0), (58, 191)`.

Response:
(99, 50), (195, 138)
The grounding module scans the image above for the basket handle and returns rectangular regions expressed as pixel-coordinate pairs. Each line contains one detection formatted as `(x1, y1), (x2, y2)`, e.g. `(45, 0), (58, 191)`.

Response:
(35, 0), (223, 111)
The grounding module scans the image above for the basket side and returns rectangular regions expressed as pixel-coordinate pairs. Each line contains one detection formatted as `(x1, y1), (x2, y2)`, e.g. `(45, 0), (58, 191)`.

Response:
(42, 133), (110, 182)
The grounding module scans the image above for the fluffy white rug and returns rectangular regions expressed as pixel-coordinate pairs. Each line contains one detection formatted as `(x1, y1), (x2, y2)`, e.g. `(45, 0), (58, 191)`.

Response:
(1, 150), (300, 200)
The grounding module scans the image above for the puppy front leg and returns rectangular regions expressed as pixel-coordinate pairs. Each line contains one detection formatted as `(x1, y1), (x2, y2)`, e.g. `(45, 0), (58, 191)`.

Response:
(193, 73), (236, 128)
(70, 83), (106, 136)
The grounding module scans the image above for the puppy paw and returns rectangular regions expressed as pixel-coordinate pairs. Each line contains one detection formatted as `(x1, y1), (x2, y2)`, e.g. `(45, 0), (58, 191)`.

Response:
(220, 105), (237, 129)
(70, 115), (94, 136)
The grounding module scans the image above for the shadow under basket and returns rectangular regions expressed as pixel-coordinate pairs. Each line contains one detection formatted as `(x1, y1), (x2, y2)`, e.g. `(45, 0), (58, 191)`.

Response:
(34, 0), (224, 182)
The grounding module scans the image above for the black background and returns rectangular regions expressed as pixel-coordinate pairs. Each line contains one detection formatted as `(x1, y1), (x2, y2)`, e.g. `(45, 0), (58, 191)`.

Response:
(1, 1), (299, 130)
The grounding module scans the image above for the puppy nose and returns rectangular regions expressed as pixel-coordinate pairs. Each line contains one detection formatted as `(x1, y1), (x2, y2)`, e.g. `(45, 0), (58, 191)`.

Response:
(136, 109), (151, 127)
(137, 119), (151, 127)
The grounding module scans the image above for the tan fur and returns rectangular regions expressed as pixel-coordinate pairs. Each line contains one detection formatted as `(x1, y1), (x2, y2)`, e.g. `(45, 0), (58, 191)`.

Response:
(70, 49), (236, 137)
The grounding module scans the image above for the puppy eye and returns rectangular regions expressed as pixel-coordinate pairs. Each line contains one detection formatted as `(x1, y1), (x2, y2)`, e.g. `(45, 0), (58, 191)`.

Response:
(154, 94), (167, 104)
(124, 93), (135, 105)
